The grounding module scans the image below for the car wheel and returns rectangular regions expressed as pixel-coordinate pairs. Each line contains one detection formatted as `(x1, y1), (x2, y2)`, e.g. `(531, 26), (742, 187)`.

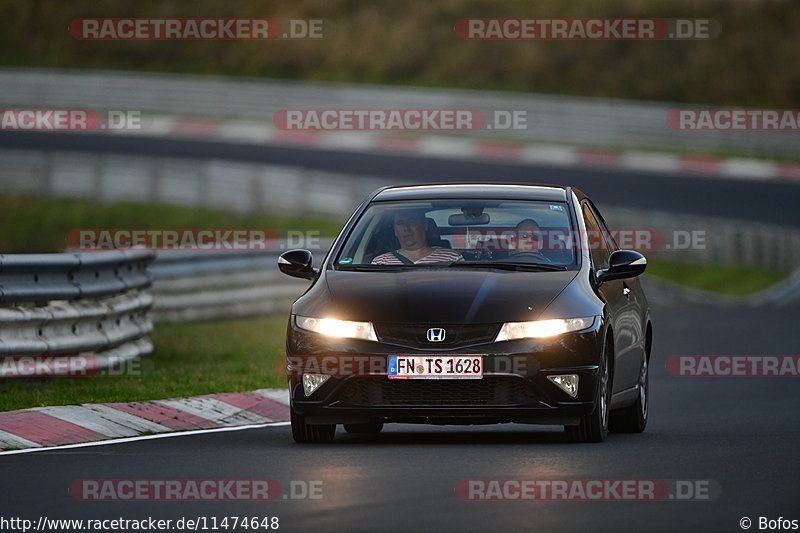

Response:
(343, 421), (384, 434)
(290, 405), (336, 443)
(610, 351), (649, 433)
(565, 336), (611, 443)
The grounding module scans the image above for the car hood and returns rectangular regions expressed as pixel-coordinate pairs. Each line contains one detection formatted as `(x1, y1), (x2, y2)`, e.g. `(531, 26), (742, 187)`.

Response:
(320, 269), (579, 324)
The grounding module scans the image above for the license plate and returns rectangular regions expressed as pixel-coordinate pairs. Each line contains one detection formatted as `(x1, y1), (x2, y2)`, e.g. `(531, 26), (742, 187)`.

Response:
(387, 356), (483, 379)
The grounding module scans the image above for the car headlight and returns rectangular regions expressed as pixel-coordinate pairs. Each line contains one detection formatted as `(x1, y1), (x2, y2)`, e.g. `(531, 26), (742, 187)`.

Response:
(495, 316), (596, 341)
(295, 316), (378, 342)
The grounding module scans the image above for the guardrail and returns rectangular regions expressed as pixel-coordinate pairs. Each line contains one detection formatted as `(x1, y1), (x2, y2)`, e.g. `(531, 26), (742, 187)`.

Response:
(149, 241), (334, 323)
(0, 250), (155, 376)
(607, 208), (800, 273)
(0, 68), (797, 157)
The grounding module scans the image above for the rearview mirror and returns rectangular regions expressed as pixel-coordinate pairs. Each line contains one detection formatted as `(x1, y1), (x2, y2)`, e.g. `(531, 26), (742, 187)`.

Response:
(596, 250), (647, 284)
(278, 249), (318, 280)
(448, 213), (490, 225)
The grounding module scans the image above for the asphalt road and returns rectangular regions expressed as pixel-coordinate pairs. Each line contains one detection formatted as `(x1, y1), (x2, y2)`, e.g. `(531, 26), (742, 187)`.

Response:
(1, 135), (798, 532)
(2, 132), (800, 227)
(1, 303), (798, 533)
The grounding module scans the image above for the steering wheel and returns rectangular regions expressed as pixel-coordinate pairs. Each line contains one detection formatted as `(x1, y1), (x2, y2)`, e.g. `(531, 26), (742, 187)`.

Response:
(509, 251), (552, 263)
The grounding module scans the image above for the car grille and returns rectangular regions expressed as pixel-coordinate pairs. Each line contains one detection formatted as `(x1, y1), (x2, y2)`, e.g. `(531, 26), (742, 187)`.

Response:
(374, 323), (500, 348)
(336, 377), (538, 406)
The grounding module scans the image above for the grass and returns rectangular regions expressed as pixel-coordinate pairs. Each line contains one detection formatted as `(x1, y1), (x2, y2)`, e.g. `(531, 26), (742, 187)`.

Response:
(0, 195), (343, 253)
(0, 317), (289, 412)
(1, 0), (799, 108)
(644, 260), (786, 296)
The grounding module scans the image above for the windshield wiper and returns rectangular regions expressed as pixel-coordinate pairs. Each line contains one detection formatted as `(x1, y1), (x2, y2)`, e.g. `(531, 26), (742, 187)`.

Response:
(337, 262), (568, 272)
(447, 261), (568, 271)
(336, 264), (411, 271)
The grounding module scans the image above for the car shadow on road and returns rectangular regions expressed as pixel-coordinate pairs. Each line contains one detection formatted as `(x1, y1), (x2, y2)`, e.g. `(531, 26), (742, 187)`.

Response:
(335, 425), (573, 445)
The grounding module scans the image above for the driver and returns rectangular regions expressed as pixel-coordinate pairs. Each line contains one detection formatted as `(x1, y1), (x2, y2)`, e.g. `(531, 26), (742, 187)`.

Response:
(372, 209), (464, 264)
(512, 218), (543, 253)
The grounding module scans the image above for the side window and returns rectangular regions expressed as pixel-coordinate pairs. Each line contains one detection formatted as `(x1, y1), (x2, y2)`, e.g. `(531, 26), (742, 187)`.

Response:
(582, 203), (611, 271)
(588, 201), (619, 251)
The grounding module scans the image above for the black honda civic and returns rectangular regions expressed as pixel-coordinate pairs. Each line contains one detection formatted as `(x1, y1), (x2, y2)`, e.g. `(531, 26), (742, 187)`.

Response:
(278, 183), (652, 443)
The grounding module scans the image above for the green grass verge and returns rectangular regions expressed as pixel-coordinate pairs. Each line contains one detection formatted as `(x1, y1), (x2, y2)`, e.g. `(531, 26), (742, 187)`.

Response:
(0, 195), (343, 253)
(0, 317), (288, 412)
(644, 261), (786, 296)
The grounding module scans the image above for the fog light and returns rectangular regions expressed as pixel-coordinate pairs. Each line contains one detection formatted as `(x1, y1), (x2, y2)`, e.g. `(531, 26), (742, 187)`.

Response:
(302, 373), (330, 396)
(547, 374), (579, 398)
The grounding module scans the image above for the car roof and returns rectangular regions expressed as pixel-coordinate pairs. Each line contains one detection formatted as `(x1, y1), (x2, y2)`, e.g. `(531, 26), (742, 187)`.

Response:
(373, 183), (569, 202)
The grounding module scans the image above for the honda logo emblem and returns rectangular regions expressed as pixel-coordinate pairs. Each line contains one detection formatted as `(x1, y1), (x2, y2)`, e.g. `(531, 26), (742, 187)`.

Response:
(426, 328), (446, 342)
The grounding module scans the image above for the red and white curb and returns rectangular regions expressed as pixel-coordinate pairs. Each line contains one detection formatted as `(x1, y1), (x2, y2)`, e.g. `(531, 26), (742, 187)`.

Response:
(0, 388), (289, 452)
(112, 116), (800, 183)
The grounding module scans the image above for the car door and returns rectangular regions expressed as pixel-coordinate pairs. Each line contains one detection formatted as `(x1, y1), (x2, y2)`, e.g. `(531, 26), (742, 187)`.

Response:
(586, 200), (644, 390)
(581, 201), (636, 393)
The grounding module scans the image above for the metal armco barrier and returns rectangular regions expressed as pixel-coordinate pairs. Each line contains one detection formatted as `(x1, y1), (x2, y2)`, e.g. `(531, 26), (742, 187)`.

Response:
(0, 250), (155, 376)
(149, 240), (334, 323)
(0, 250), (152, 303)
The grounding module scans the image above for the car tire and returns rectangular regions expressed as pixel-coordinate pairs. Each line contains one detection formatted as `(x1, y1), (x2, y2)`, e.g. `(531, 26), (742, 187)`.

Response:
(343, 421), (384, 434)
(565, 336), (611, 443)
(610, 350), (649, 434)
(291, 405), (336, 443)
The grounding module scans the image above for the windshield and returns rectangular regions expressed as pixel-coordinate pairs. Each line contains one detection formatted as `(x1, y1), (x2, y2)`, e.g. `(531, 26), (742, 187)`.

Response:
(334, 199), (577, 268)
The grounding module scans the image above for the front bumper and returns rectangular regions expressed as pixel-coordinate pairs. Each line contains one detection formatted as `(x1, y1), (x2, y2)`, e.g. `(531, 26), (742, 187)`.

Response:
(285, 319), (604, 426)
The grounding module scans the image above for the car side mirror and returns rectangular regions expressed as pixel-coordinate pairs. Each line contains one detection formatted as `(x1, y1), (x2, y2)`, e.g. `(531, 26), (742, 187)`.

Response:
(278, 249), (318, 280)
(597, 250), (647, 284)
